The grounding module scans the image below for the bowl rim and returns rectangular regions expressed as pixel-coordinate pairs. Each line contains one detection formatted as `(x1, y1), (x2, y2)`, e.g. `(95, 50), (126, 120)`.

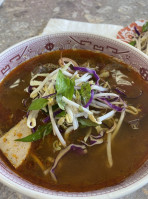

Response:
(0, 32), (148, 199)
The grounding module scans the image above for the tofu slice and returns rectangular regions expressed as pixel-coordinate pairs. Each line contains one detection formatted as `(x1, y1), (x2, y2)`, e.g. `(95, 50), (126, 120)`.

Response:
(0, 118), (32, 168)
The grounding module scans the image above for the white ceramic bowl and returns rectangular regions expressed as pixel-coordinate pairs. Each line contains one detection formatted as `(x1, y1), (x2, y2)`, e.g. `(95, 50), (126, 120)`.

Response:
(0, 33), (148, 199)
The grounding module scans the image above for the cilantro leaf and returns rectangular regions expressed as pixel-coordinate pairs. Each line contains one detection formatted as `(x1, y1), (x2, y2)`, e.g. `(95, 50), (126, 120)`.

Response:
(15, 123), (52, 142)
(142, 22), (148, 32)
(55, 70), (75, 110)
(28, 98), (48, 111)
(80, 82), (91, 105)
(78, 118), (98, 127)
(129, 40), (136, 46)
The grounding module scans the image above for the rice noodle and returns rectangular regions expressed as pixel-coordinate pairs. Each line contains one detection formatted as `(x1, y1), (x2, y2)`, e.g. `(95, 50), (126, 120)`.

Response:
(27, 110), (39, 128)
(125, 106), (140, 115)
(62, 71), (73, 77)
(91, 99), (109, 108)
(30, 80), (42, 86)
(30, 73), (48, 82)
(30, 69), (59, 98)
(106, 133), (113, 167)
(48, 105), (66, 147)
(97, 110), (116, 124)
(106, 121), (116, 134)
(71, 70), (78, 78)
(94, 93), (119, 98)
(59, 57), (78, 67)
(91, 85), (108, 92)
(81, 138), (103, 147)
(73, 116), (79, 130)
(31, 153), (45, 171)
(112, 110), (125, 140)
(64, 126), (74, 140)
(91, 110), (100, 114)
(53, 140), (62, 152)
(65, 106), (74, 122)
(62, 96), (92, 115)
(84, 127), (92, 142)
(75, 74), (92, 86)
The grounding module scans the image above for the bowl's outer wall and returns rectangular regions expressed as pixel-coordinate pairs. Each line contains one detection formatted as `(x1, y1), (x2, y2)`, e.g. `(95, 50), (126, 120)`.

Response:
(0, 33), (148, 199)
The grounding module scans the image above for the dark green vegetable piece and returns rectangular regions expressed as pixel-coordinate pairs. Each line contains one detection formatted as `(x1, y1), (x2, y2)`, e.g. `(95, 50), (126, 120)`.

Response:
(78, 118), (98, 127)
(80, 82), (91, 104)
(56, 70), (75, 110)
(15, 123), (52, 142)
(142, 22), (148, 32)
(52, 104), (59, 111)
(28, 98), (48, 111)
(129, 40), (136, 46)
(56, 110), (66, 117)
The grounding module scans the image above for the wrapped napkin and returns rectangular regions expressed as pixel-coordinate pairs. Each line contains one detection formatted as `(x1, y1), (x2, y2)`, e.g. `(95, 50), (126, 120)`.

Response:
(41, 18), (123, 38)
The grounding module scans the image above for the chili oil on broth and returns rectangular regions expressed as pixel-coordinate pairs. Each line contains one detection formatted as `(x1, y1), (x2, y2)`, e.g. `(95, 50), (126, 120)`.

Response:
(0, 49), (148, 192)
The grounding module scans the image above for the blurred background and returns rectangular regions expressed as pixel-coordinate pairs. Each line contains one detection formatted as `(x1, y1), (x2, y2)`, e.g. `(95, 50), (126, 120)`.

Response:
(0, 0), (148, 53)
(0, 0), (148, 198)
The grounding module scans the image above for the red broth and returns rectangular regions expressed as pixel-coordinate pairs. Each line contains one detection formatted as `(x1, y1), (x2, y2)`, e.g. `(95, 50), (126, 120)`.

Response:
(0, 49), (148, 192)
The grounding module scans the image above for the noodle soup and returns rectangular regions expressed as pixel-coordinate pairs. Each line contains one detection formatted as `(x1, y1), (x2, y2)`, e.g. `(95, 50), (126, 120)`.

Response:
(0, 49), (148, 192)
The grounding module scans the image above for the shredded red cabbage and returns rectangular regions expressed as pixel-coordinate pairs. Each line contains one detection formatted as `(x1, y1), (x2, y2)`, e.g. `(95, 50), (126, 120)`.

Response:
(134, 26), (140, 36)
(31, 127), (36, 133)
(42, 109), (63, 123)
(23, 98), (29, 107)
(28, 86), (33, 94)
(84, 90), (94, 108)
(98, 97), (125, 112)
(73, 66), (100, 85)
(114, 88), (126, 98)
(42, 93), (56, 99)
(90, 132), (105, 139)
(81, 139), (103, 147)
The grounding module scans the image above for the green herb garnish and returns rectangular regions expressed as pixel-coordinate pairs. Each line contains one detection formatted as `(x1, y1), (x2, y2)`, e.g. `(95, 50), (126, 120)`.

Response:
(129, 40), (136, 46)
(28, 98), (48, 111)
(56, 110), (66, 117)
(78, 118), (98, 127)
(142, 21), (148, 32)
(80, 82), (91, 104)
(55, 70), (75, 110)
(15, 123), (52, 142)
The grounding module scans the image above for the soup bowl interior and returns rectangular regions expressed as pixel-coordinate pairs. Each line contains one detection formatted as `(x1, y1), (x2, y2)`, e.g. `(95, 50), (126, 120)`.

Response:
(0, 33), (148, 199)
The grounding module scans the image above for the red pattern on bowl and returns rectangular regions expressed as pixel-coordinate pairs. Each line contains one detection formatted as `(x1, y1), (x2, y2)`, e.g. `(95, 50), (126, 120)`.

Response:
(116, 20), (146, 43)
(1, 33), (148, 198)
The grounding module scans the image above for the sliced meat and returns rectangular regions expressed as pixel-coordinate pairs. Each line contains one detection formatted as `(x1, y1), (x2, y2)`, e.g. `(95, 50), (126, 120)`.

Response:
(0, 118), (32, 168)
